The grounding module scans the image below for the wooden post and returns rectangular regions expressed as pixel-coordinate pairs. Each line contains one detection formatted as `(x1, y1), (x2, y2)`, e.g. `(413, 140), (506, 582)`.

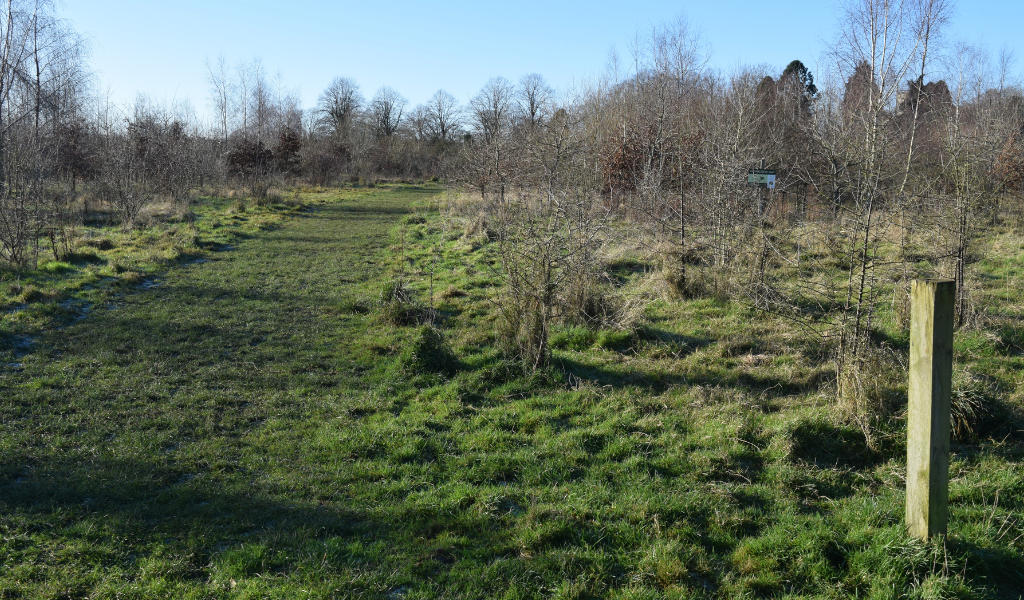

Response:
(757, 159), (766, 220)
(906, 279), (955, 540)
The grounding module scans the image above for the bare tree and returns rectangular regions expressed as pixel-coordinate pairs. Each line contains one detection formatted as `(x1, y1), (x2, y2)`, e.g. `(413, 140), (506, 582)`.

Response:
(898, 0), (951, 195)
(517, 73), (553, 129)
(95, 100), (155, 230)
(931, 43), (1014, 325)
(824, 0), (938, 375)
(370, 86), (406, 138)
(407, 103), (429, 141)
(470, 77), (515, 143)
(490, 101), (607, 369)
(271, 73), (303, 140)
(316, 76), (362, 140)
(234, 58), (249, 135)
(459, 79), (520, 199)
(0, 0), (89, 265)
(602, 18), (712, 294)
(205, 53), (231, 143)
(248, 58), (272, 142)
(425, 89), (461, 144)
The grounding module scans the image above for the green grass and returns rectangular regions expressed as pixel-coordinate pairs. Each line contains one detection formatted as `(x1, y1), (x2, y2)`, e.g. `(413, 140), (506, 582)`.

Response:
(2, 186), (1024, 598)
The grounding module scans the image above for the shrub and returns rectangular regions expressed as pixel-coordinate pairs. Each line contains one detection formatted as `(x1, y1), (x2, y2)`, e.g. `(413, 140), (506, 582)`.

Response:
(226, 139), (273, 198)
(227, 140), (272, 180)
(272, 128), (302, 175)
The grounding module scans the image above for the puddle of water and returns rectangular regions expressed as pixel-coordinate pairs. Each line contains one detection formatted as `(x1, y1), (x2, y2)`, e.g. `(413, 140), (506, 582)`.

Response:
(190, 258), (207, 264)
(10, 335), (36, 358)
(59, 299), (93, 323)
(139, 279), (161, 290)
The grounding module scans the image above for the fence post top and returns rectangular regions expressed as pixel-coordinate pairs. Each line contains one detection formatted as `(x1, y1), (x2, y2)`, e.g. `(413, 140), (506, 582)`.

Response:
(912, 279), (956, 292)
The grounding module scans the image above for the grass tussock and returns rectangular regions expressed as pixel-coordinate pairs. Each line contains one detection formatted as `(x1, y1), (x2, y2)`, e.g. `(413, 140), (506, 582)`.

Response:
(951, 367), (1014, 442)
(375, 278), (433, 326)
(399, 325), (459, 377)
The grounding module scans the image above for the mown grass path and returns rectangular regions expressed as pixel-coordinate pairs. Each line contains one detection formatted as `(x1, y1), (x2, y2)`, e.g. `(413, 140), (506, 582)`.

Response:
(0, 188), (447, 597)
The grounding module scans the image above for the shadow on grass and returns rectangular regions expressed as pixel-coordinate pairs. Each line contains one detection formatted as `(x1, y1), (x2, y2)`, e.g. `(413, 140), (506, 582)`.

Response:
(554, 353), (819, 398)
(0, 447), (524, 587)
(789, 419), (878, 469)
(947, 537), (1024, 593)
(636, 326), (715, 357)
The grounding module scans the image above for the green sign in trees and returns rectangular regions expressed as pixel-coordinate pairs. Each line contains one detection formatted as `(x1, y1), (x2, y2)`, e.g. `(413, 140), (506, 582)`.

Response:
(747, 168), (777, 188)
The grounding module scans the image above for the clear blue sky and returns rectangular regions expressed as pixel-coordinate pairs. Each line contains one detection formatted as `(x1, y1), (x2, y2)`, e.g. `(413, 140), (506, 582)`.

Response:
(61, 0), (1024, 121)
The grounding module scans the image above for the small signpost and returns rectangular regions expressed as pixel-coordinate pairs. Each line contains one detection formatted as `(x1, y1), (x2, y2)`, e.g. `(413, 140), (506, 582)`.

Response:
(747, 168), (777, 189)
(906, 279), (955, 541)
(749, 163), (776, 219)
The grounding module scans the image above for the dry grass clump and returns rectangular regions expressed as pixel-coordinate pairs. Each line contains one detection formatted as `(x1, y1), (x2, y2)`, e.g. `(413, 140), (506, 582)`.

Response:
(375, 278), (433, 326)
(950, 367), (1013, 442)
(560, 275), (645, 334)
(137, 198), (179, 225)
(439, 285), (467, 300)
(462, 213), (494, 241)
(443, 190), (487, 218)
(228, 198), (248, 214)
(836, 344), (906, 451)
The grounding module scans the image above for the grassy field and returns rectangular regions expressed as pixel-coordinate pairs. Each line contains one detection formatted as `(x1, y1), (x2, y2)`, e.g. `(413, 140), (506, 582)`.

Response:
(2, 185), (1024, 599)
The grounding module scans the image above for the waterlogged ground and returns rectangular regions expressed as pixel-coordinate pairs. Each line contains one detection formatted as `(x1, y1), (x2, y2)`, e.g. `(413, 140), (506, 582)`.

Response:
(1, 186), (1024, 599)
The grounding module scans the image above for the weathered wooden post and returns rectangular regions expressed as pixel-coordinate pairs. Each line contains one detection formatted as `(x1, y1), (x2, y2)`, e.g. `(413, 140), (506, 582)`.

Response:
(906, 279), (955, 540)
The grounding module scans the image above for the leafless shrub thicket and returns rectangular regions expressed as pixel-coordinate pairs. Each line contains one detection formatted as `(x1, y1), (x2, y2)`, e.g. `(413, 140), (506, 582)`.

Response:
(438, 0), (1024, 433)
(93, 98), (207, 229)
(0, 1), (216, 262)
(449, 82), (618, 368)
(0, 0), (88, 265)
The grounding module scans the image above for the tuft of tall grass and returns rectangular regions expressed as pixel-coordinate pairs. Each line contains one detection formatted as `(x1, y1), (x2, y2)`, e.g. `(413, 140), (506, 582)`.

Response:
(399, 325), (459, 376)
(375, 278), (432, 326)
(837, 343), (906, 451)
(951, 367), (1012, 442)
